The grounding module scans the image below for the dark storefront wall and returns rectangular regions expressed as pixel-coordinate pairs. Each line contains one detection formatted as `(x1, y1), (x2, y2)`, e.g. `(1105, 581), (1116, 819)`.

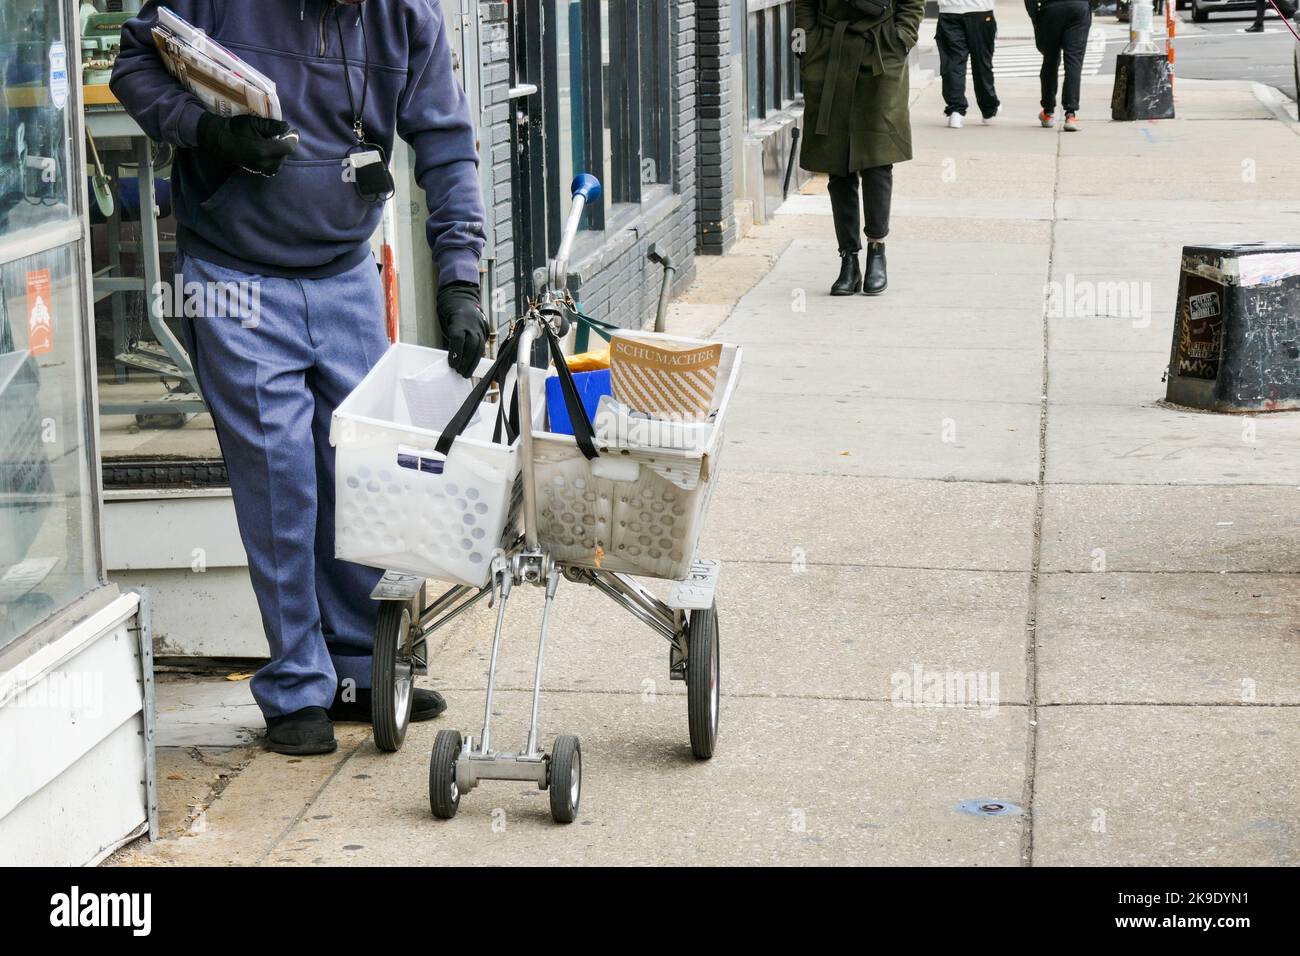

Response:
(491, 0), (717, 331)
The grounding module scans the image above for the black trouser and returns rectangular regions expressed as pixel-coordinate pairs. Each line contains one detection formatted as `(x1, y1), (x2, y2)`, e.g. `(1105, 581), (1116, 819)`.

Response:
(1255, 0), (1296, 23)
(1034, 1), (1091, 115)
(828, 165), (893, 253)
(936, 12), (1000, 118)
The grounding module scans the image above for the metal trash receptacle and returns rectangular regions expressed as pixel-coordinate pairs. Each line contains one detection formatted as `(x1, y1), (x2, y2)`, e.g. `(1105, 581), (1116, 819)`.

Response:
(1165, 243), (1300, 413)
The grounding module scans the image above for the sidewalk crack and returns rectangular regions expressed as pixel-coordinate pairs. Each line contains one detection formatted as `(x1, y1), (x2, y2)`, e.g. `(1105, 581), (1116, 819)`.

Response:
(1020, 111), (1062, 868)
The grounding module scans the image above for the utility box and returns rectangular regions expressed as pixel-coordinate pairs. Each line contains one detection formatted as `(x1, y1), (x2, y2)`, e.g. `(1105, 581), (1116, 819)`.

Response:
(1165, 244), (1300, 412)
(1111, 52), (1174, 121)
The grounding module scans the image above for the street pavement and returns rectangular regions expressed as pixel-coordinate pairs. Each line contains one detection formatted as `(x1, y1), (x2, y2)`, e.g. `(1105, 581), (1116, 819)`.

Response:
(112, 66), (1300, 866)
(919, 5), (1300, 98)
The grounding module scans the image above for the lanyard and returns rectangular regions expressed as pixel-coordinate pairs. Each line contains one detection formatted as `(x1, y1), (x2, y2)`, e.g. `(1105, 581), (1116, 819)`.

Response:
(335, 3), (371, 144)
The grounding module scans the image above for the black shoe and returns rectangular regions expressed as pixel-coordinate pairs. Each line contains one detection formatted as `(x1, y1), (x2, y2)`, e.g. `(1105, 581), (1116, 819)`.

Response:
(830, 253), (862, 295)
(1244, 22), (1265, 32)
(265, 706), (337, 756)
(863, 242), (887, 295)
(327, 685), (448, 723)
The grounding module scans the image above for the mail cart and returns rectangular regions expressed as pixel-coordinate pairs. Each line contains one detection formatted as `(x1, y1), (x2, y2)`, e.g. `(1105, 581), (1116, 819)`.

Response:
(330, 175), (741, 823)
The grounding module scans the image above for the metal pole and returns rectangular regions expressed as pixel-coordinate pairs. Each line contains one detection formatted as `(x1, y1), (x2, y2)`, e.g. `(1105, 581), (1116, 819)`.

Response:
(514, 319), (541, 552)
(1124, 0), (1159, 54)
(647, 243), (675, 333)
(524, 566), (561, 756)
(479, 569), (512, 755)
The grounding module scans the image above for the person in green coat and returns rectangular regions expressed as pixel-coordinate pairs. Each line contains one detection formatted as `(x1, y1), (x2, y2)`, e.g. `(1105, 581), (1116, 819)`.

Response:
(796, 0), (924, 295)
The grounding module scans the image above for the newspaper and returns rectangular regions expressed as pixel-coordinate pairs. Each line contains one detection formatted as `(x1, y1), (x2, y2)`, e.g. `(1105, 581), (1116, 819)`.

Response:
(151, 7), (281, 120)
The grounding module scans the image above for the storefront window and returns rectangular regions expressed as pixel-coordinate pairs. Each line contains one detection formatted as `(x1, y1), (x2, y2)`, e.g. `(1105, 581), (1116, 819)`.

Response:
(598, 1), (615, 204)
(0, 245), (99, 649)
(638, 0), (671, 189)
(87, 138), (221, 472)
(0, 0), (76, 240)
(0, 0), (101, 653)
(745, 0), (800, 124)
(551, 0), (590, 232)
(746, 12), (760, 122)
(546, 0), (673, 242)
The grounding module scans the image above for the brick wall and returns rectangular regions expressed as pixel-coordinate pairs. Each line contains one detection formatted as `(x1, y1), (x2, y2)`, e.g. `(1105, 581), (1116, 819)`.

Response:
(694, 0), (737, 256)
(478, 2), (518, 330)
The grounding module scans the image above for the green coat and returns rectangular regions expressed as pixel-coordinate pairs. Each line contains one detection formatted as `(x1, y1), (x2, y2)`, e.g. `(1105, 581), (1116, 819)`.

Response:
(796, 0), (925, 175)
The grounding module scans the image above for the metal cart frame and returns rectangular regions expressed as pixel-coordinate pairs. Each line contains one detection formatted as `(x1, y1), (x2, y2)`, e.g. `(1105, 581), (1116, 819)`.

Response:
(366, 176), (722, 823)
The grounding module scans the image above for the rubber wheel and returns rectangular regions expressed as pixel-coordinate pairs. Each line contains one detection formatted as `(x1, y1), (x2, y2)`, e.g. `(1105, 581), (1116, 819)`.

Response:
(686, 603), (720, 759)
(548, 735), (581, 823)
(1191, 1), (1207, 21)
(429, 729), (462, 819)
(371, 600), (414, 752)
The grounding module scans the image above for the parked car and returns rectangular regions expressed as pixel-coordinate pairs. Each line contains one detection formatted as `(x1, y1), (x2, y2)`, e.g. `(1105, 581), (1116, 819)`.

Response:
(1190, 0), (1258, 22)
(1116, 0), (1186, 23)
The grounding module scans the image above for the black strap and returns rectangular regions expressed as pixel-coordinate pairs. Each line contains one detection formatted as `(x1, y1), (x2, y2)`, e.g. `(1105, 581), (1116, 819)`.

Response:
(435, 323), (600, 462)
(436, 331), (520, 456)
(492, 354), (522, 446)
(541, 324), (599, 461)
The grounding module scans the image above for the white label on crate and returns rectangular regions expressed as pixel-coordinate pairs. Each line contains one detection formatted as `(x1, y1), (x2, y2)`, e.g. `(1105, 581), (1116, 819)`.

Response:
(667, 559), (721, 610)
(371, 571), (425, 601)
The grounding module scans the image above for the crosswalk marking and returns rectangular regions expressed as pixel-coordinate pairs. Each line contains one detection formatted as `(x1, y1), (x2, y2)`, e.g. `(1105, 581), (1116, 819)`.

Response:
(990, 25), (1109, 78)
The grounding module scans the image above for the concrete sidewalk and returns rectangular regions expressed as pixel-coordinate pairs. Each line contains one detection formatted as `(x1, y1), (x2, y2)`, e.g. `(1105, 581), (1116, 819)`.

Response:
(113, 72), (1300, 867)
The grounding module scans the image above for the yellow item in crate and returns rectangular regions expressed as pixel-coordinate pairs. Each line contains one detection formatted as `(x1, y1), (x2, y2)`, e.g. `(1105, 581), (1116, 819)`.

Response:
(565, 345), (610, 372)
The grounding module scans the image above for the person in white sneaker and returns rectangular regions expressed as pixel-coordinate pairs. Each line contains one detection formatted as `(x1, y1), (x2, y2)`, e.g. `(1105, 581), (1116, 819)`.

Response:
(937, 0), (1001, 127)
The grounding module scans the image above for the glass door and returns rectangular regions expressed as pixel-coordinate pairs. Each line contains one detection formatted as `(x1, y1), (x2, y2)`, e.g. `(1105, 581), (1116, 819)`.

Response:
(0, 0), (104, 649)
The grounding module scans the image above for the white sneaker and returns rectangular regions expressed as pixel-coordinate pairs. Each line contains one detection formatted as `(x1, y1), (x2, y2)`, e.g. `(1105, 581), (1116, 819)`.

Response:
(947, 113), (964, 129)
(981, 110), (997, 125)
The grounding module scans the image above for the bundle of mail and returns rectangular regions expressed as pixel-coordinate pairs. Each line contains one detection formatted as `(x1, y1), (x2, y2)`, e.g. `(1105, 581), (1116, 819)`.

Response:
(151, 7), (282, 120)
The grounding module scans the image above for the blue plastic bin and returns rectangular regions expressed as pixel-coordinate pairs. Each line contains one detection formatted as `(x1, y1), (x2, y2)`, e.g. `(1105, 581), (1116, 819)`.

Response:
(546, 368), (611, 435)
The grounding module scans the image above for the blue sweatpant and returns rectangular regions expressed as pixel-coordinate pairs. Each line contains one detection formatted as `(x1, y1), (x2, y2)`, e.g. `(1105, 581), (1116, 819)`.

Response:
(179, 251), (388, 718)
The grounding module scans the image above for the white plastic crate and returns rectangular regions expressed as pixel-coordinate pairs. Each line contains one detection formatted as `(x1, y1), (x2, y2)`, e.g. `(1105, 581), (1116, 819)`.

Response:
(330, 343), (546, 589)
(533, 337), (741, 580)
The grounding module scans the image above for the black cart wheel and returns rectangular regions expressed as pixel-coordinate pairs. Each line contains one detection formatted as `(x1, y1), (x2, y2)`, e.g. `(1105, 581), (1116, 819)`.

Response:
(371, 600), (415, 752)
(548, 734), (582, 824)
(686, 603), (720, 759)
(429, 729), (462, 819)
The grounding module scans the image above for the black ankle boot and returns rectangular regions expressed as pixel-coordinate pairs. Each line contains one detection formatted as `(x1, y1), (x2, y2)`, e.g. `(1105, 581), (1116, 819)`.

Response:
(830, 253), (862, 296)
(863, 242), (887, 295)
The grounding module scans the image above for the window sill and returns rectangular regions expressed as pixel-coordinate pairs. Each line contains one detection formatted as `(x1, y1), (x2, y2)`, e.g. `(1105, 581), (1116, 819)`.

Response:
(746, 100), (804, 137)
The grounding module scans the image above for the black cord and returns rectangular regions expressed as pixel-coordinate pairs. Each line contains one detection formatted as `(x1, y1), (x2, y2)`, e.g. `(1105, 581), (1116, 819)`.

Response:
(335, 3), (370, 142)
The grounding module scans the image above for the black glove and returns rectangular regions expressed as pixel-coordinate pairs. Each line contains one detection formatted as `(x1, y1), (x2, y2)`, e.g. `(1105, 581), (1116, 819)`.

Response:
(196, 113), (298, 177)
(437, 281), (488, 378)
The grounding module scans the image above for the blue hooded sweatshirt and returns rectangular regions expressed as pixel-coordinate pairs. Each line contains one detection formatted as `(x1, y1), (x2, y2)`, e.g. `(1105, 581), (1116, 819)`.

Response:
(110, 0), (485, 283)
